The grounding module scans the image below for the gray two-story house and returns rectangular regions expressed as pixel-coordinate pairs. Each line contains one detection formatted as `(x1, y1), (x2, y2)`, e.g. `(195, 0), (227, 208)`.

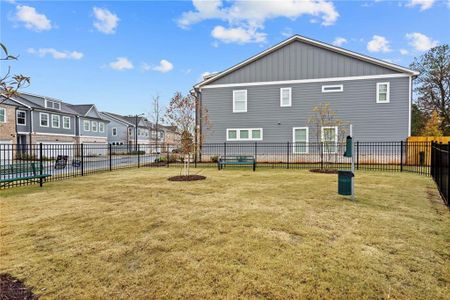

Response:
(194, 35), (418, 150)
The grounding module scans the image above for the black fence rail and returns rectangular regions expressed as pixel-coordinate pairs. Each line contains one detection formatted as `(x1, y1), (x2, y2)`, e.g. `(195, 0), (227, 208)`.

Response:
(431, 142), (449, 206)
(0, 141), (436, 190)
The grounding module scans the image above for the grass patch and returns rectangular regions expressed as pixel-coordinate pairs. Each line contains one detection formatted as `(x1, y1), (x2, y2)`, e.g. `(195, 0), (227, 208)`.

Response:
(1, 169), (449, 298)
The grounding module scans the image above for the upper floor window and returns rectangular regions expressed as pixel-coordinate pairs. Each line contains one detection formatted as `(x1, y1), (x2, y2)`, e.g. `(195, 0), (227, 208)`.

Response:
(322, 85), (343, 93)
(83, 120), (90, 131)
(99, 122), (105, 133)
(376, 82), (390, 103)
(280, 88), (292, 107)
(321, 126), (338, 154)
(233, 90), (247, 113)
(39, 113), (49, 127)
(92, 121), (98, 132)
(63, 116), (70, 129)
(0, 108), (5, 123)
(45, 99), (61, 110)
(17, 110), (26, 125)
(227, 128), (262, 141)
(51, 114), (60, 128)
(112, 127), (117, 136)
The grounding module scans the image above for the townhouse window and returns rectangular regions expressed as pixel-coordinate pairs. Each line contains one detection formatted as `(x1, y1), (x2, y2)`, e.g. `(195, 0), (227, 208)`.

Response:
(17, 110), (26, 125)
(280, 87), (292, 107)
(83, 120), (90, 131)
(376, 82), (390, 103)
(99, 122), (105, 133)
(45, 99), (61, 110)
(63, 116), (71, 129)
(226, 128), (263, 141)
(322, 85), (343, 93)
(293, 127), (308, 154)
(112, 127), (117, 136)
(40, 113), (49, 127)
(51, 114), (60, 128)
(92, 121), (98, 132)
(0, 108), (5, 123)
(233, 90), (247, 113)
(321, 126), (338, 154)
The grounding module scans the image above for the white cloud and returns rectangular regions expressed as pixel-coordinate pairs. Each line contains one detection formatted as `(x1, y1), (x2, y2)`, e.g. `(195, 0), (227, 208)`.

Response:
(93, 7), (119, 34)
(399, 49), (409, 55)
(367, 35), (391, 53)
(178, 0), (339, 44)
(28, 48), (83, 60)
(152, 59), (174, 73)
(406, 0), (435, 10)
(109, 57), (133, 70)
(406, 32), (438, 51)
(332, 37), (347, 47)
(199, 71), (219, 81)
(211, 26), (266, 44)
(15, 5), (52, 31)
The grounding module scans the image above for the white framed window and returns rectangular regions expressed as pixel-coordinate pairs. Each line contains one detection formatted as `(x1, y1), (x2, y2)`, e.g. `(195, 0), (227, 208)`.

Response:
(0, 108), (5, 123)
(376, 82), (390, 103)
(45, 99), (61, 110)
(280, 87), (292, 107)
(226, 128), (263, 141)
(321, 126), (338, 154)
(322, 85), (343, 93)
(99, 122), (105, 133)
(51, 114), (60, 128)
(83, 120), (90, 131)
(63, 116), (71, 129)
(233, 90), (247, 113)
(17, 110), (26, 125)
(112, 127), (117, 136)
(39, 113), (49, 127)
(293, 127), (309, 154)
(92, 121), (98, 132)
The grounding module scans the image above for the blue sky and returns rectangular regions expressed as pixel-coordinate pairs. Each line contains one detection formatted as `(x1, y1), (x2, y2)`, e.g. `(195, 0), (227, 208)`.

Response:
(1, 0), (449, 115)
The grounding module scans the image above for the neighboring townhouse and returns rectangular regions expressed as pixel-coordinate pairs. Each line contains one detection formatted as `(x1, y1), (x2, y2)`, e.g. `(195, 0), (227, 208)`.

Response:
(121, 116), (151, 148)
(193, 35), (419, 149)
(159, 125), (181, 151)
(0, 98), (27, 158)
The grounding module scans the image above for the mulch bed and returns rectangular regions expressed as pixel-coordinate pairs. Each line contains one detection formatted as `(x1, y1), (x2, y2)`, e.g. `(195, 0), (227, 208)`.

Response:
(309, 169), (339, 174)
(0, 273), (38, 300)
(168, 175), (206, 182)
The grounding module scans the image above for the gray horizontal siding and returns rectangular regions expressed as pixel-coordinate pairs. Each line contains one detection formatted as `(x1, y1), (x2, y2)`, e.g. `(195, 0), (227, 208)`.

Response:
(79, 117), (108, 138)
(201, 76), (409, 143)
(32, 111), (76, 135)
(211, 41), (400, 85)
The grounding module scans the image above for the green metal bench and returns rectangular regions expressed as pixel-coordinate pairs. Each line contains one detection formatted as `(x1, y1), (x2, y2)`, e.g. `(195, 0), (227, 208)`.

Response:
(218, 155), (256, 171)
(0, 162), (51, 187)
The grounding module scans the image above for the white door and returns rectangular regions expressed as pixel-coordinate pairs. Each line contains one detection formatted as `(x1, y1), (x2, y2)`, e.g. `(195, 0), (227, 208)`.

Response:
(0, 140), (13, 164)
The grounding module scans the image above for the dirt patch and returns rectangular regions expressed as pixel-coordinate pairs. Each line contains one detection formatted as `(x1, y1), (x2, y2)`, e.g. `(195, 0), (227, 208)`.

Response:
(168, 175), (206, 182)
(0, 273), (38, 300)
(309, 169), (338, 174)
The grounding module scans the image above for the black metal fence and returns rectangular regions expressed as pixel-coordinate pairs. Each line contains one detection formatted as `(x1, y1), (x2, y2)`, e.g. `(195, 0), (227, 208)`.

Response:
(0, 141), (435, 190)
(431, 142), (449, 206)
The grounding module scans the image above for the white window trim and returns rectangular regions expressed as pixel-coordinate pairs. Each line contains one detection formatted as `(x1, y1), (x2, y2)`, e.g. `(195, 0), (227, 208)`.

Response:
(39, 112), (49, 127)
(322, 84), (343, 93)
(226, 128), (263, 141)
(63, 116), (71, 129)
(376, 82), (390, 103)
(0, 107), (6, 123)
(292, 127), (309, 154)
(99, 122), (105, 133)
(321, 126), (338, 154)
(83, 120), (90, 131)
(16, 110), (26, 126)
(45, 99), (61, 110)
(280, 87), (292, 107)
(92, 121), (98, 132)
(112, 127), (117, 136)
(232, 90), (247, 113)
(51, 114), (60, 128)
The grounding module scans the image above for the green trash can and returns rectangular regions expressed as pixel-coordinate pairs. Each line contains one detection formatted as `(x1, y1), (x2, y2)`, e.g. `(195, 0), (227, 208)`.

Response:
(338, 171), (354, 196)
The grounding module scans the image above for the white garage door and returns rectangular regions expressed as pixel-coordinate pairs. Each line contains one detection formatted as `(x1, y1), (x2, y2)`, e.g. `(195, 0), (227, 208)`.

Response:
(0, 140), (13, 164)
(40, 142), (75, 159)
(84, 143), (108, 156)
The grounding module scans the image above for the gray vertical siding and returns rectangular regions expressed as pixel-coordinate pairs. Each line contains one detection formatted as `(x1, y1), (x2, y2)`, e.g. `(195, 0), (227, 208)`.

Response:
(210, 41), (400, 85)
(201, 76), (410, 143)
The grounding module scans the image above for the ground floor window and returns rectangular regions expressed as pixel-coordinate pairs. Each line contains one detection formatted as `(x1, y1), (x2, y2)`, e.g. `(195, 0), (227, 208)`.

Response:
(321, 126), (338, 153)
(293, 127), (308, 153)
(227, 128), (263, 141)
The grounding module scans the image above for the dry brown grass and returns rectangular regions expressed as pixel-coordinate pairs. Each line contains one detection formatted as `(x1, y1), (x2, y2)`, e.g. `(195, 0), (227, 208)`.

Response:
(1, 168), (449, 299)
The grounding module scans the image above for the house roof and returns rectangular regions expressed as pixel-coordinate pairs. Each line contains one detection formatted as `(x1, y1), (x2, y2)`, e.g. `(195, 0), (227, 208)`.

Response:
(195, 34), (419, 89)
(100, 112), (136, 126)
(68, 104), (94, 115)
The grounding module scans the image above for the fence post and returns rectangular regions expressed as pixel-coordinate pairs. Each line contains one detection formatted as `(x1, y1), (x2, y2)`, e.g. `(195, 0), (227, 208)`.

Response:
(194, 143), (197, 168)
(166, 144), (169, 168)
(356, 141), (360, 170)
(400, 141), (403, 172)
(430, 141), (434, 178)
(138, 144), (140, 168)
(254, 142), (257, 163)
(320, 142), (324, 170)
(287, 141), (290, 169)
(39, 143), (43, 187)
(109, 144), (112, 171)
(81, 143), (84, 176)
(224, 142), (227, 158)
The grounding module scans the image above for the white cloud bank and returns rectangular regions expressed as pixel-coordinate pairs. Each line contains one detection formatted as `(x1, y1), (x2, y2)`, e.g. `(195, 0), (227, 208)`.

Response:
(93, 7), (119, 34)
(367, 35), (391, 53)
(406, 0), (435, 11)
(152, 60), (174, 73)
(406, 32), (439, 51)
(15, 5), (52, 31)
(109, 57), (133, 70)
(28, 48), (83, 60)
(332, 37), (347, 47)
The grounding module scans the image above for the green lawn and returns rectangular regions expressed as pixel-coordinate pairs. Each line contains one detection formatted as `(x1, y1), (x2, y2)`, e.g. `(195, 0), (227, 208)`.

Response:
(1, 168), (449, 299)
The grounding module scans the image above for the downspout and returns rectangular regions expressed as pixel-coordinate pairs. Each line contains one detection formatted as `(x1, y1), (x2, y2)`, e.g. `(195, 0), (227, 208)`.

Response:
(29, 108), (33, 145)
